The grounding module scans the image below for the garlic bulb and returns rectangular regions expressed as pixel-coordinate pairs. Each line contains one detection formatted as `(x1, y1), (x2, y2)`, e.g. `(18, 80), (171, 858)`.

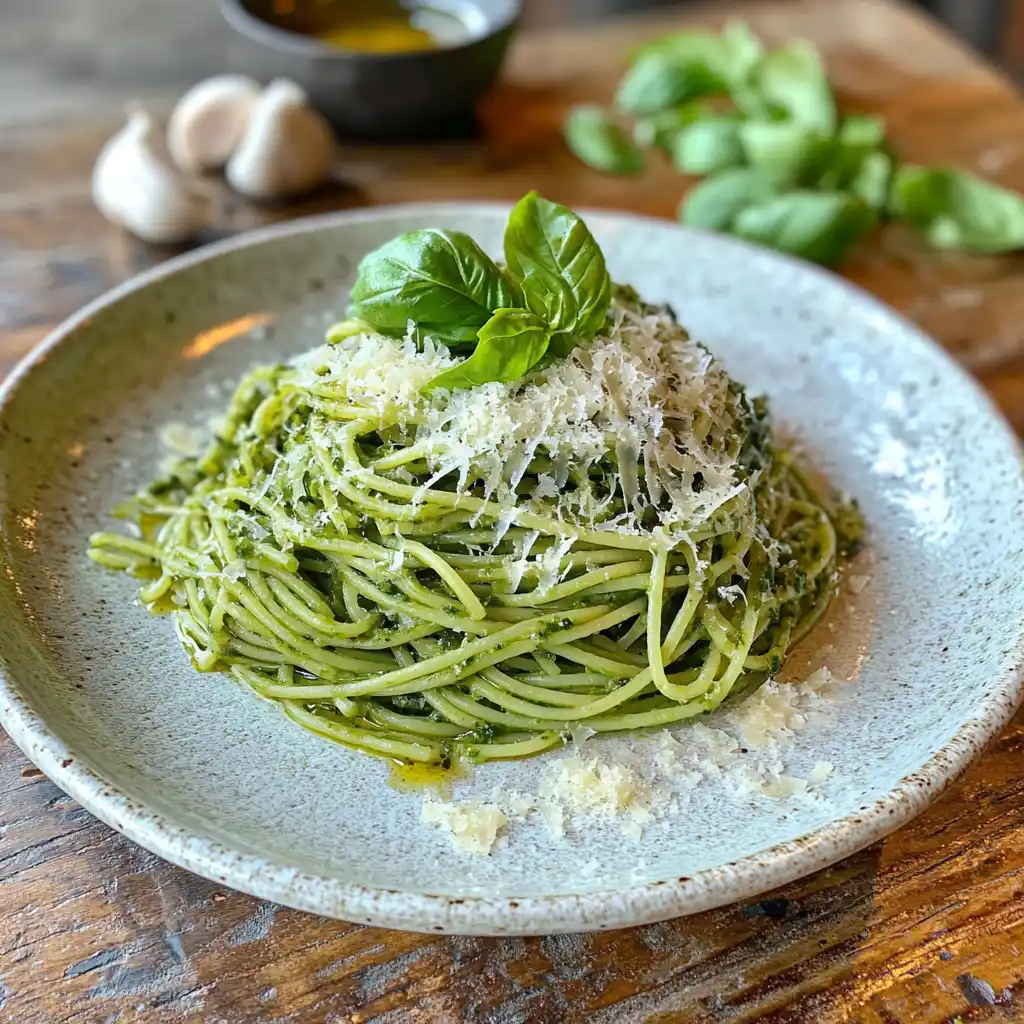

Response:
(226, 79), (336, 201)
(167, 74), (260, 174)
(93, 108), (208, 244)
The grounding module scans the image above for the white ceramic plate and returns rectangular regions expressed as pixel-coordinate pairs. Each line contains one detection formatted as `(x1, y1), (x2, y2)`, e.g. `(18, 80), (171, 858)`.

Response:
(1, 204), (1023, 936)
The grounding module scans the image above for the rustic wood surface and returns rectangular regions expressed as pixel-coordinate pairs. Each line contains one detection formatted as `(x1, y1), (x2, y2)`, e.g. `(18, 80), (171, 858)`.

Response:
(3, 1), (1024, 1021)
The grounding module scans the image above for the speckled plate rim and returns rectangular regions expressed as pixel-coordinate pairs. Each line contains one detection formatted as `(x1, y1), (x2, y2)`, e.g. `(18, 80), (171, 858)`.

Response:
(2, 203), (1023, 936)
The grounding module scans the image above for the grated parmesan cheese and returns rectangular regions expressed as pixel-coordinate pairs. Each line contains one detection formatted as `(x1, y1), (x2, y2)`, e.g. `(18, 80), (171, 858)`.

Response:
(291, 297), (753, 539)
(221, 559), (247, 582)
(536, 800), (565, 838)
(848, 574), (871, 594)
(539, 755), (643, 815)
(421, 665), (846, 853)
(534, 754), (665, 840)
(421, 800), (507, 855)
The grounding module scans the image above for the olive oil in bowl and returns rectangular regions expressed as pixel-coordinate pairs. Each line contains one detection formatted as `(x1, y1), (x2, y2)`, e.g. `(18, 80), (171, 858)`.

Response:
(222, 0), (520, 137)
(283, 0), (480, 53)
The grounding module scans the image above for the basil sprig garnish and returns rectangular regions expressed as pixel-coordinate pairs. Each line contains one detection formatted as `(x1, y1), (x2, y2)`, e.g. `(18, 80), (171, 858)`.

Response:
(348, 192), (612, 392)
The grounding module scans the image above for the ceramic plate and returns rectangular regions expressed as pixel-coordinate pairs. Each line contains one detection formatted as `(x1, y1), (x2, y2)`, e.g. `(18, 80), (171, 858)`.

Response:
(2, 205), (1023, 936)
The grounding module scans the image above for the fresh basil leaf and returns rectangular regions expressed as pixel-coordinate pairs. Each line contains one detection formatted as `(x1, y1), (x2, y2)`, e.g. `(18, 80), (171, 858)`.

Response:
(636, 20), (763, 86)
(850, 151), (893, 211)
(349, 229), (517, 343)
(564, 105), (644, 175)
(633, 28), (724, 64)
(672, 117), (745, 175)
(739, 120), (834, 188)
(615, 51), (724, 114)
(754, 41), (836, 135)
(816, 116), (889, 192)
(733, 191), (875, 267)
(838, 114), (886, 149)
(422, 310), (551, 393)
(633, 103), (706, 151)
(889, 166), (1024, 253)
(503, 192), (611, 339)
(679, 167), (777, 231)
(717, 20), (765, 84)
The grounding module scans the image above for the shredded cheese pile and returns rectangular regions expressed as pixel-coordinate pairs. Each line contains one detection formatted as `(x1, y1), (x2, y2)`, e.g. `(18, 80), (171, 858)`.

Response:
(289, 298), (750, 536)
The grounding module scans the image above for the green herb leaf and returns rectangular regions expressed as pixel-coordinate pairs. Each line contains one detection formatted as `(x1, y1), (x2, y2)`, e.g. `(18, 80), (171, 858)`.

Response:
(850, 151), (893, 211)
(422, 309), (551, 393)
(633, 103), (706, 151)
(889, 166), (1024, 253)
(754, 40), (836, 135)
(349, 229), (518, 344)
(837, 114), (886, 149)
(633, 27), (725, 64)
(564, 105), (644, 174)
(816, 116), (889, 193)
(615, 50), (724, 114)
(672, 117), (745, 175)
(717, 20), (766, 83)
(733, 191), (875, 267)
(679, 167), (777, 231)
(739, 120), (831, 187)
(503, 192), (611, 339)
(635, 20), (763, 87)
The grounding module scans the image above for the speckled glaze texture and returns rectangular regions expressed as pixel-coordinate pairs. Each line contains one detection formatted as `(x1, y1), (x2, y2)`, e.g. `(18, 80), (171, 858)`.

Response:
(1, 205), (1022, 936)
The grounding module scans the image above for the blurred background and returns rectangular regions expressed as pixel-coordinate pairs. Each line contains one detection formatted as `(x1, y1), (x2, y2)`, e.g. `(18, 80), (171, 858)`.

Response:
(3, 0), (1023, 128)
(526, 0), (1015, 61)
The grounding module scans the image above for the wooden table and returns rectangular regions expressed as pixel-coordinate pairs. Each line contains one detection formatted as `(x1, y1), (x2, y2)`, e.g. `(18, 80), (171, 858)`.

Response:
(3, 1), (1024, 1020)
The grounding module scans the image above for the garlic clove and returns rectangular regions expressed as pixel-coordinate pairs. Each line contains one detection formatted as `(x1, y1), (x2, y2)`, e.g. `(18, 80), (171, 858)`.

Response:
(226, 79), (337, 201)
(93, 108), (209, 244)
(167, 74), (261, 174)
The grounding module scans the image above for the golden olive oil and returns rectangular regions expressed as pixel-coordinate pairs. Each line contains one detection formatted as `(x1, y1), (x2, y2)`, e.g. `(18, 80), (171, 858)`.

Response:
(389, 757), (466, 793)
(306, 0), (471, 54)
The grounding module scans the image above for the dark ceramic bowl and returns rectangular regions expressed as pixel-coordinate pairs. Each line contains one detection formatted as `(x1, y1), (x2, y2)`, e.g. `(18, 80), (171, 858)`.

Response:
(220, 0), (520, 140)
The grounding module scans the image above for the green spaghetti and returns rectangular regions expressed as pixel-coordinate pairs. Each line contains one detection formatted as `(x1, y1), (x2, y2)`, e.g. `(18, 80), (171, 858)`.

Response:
(89, 193), (860, 765)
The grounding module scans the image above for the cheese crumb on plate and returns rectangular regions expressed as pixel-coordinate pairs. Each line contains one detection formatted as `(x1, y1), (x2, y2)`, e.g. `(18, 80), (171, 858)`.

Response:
(421, 800), (508, 856)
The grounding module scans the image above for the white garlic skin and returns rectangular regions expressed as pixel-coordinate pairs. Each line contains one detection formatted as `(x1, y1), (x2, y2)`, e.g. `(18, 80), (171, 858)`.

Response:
(226, 79), (337, 201)
(167, 74), (261, 174)
(92, 108), (208, 244)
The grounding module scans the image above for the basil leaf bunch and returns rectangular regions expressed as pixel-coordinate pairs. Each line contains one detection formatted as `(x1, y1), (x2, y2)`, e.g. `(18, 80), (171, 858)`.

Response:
(889, 166), (1024, 253)
(564, 105), (644, 176)
(349, 192), (611, 393)
(564, 20), (1024, 267)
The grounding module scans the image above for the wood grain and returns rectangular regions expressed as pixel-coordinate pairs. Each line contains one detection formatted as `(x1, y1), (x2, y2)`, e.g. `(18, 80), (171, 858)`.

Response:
(2, 1), (1024, 1022)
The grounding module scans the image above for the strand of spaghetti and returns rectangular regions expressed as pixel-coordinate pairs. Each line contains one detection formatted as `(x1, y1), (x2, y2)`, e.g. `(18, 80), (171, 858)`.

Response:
(494, 560), (650, 607)
(463, 733), (563, 760)
(334, 563), (495, 635)
(281, 700), (441, 762)
(478, 668), (598, 708)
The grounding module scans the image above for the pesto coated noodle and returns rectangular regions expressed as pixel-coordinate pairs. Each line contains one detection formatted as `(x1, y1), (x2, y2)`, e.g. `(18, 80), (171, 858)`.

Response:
(89, 286), (860, 765)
